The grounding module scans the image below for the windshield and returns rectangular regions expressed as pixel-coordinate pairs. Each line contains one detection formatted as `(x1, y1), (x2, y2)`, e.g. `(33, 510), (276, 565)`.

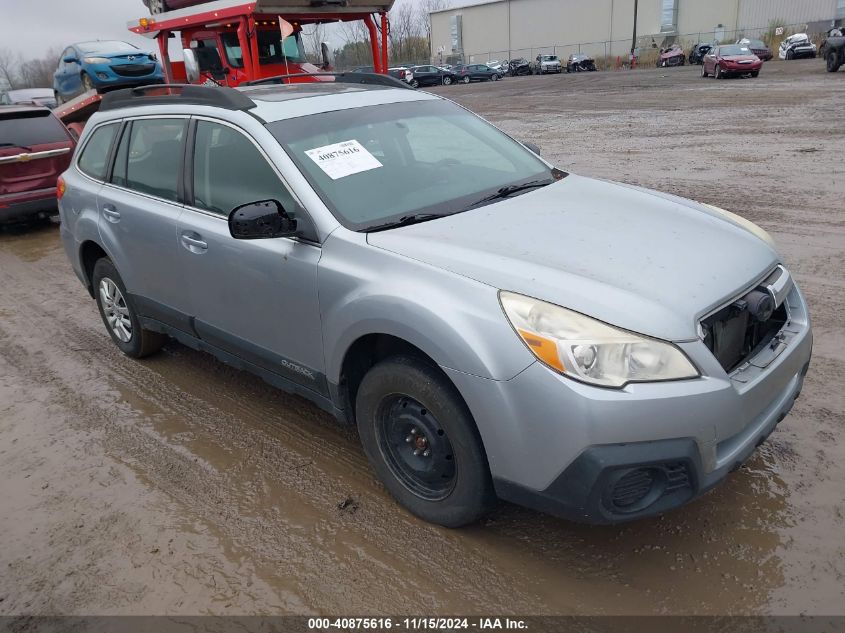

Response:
(267, 99), (555, 231)
(745, 39), (766, 48)
(220, 30), (306, 67)
(77, 41), (138, 54)
(720, 45), (752, 55)
(541, 56), (558, 61)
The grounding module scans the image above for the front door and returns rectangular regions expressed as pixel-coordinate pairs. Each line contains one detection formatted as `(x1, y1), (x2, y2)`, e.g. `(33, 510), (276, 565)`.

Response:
(177, 118), (326, 394)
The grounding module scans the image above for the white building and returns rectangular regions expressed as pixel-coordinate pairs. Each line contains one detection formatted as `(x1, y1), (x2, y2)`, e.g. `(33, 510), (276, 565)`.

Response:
(430, 0), (845, 64)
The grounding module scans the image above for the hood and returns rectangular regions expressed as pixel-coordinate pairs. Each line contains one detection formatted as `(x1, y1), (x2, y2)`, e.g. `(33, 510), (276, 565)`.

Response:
(367, 175), (779, 341)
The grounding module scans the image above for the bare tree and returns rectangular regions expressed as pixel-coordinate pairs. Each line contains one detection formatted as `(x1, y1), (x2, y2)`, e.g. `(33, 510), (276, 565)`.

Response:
(0, 47), (22, 89)
(419, 0), (450, 42)
(301, 22), (326, 63)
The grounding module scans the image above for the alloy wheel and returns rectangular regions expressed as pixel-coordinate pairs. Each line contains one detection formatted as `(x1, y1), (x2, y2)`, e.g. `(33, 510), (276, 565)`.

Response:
(99, 278), (132, 343)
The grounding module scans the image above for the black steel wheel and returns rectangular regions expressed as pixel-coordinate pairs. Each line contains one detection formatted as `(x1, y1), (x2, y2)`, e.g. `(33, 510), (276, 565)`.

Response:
(376, 395), (457, 500)
(356, 356), (495, 527)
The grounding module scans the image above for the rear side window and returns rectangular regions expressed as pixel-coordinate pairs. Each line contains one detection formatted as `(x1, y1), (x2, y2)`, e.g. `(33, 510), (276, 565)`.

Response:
(77, 123), (118, 181)
(121, 118), (185, 202)
(191, 120), (293, 216)
(0, 111), (70, 148)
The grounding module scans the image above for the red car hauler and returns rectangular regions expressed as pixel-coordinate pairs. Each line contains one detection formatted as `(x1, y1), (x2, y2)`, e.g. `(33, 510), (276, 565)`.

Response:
(55, 0), (394, 135)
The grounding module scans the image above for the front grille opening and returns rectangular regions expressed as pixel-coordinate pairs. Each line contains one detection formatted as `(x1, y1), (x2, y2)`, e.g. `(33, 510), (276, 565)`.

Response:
(702, 301), (788, 373)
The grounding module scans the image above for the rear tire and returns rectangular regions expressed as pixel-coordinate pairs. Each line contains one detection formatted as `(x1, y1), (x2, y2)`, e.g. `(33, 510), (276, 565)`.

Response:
(442, 75), (453, 85)
(701, 64), (708, 77)
(492, 73), (500, 81)
(92, 258), (166, 359)
(355, 356), (496, 527)
(54, 91), (63, 106)
(828, 50), (842, 72)
(147, 0), (168, 13)
(462, 76), (470, 84)
(786, 50), (794, 60)
(410, 79), (419, 88)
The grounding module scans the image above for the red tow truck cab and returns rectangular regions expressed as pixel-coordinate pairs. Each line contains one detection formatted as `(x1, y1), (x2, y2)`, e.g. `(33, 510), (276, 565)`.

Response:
(55, 0), (394, 134)
(128, 0), (394, 85)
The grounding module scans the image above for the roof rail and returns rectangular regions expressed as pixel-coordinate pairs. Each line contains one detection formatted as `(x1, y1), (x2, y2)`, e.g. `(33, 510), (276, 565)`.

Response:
(100, 84), (255, 112)
(243, 72), (413, 90)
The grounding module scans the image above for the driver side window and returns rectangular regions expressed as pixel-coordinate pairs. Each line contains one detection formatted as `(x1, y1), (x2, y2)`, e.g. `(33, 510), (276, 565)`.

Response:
(191, 120), (298, 219)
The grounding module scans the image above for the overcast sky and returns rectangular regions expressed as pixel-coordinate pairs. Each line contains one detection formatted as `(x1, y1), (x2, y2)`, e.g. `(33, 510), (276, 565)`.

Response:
(1, 0), (421, 62)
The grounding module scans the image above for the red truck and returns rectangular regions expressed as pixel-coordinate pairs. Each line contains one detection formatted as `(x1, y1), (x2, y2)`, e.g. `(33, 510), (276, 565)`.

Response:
(55, 0), (394, 137)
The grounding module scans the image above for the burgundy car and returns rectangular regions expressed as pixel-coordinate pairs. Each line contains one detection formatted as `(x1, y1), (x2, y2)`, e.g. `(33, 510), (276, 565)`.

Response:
(0, 106), (75, 223)
(701, 44), (762, 79)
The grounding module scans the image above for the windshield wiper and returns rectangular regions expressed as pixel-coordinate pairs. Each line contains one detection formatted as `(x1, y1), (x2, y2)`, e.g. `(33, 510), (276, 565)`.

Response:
(463, 179), (553, 211)
(364, 213), (449, 233)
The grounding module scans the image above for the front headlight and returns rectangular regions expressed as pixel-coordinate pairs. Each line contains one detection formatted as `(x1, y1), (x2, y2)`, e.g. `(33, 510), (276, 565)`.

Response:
(500, 292), (699, 388)
(83, 57), (111, 64)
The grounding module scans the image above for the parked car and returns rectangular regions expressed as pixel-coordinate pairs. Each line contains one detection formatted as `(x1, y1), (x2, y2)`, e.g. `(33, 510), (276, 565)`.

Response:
(142, 0), (205, 13)
(702, 44), (762, 78)
(410, 65), (455, 87)
(819, 27), (845, 65)
(388, 67), (415, 85)
(820, 28), (845, 70)
(486, 60), (507, 76)
(736, 38), (773, 61)
(453, 63), (500, 83)
(688, 42), (714, 65)
(59, 81), (812, 527)
(0, 105), (75, 223)
(507, 58), (532, 76)
(53, 41), (164, 104)
(779, 33), (817, 60)
(532, 54), (562, 74)
(657, 44), (686, 67)
(566, 54), (597, 72)
(0, 88), (57, 108)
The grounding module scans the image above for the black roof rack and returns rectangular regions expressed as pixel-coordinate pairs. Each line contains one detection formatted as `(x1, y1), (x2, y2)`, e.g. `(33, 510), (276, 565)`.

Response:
(100, 84), (255, 112)
(243, 72), (412, 90)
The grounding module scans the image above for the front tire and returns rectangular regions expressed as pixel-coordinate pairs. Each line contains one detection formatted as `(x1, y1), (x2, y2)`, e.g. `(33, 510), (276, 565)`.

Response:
(701, 64), (709, 77)
(442, 75), (453, 85)
(92, 258), (166, 358)
(787, 50), (794, 60)
(410, 79), (419, 88)
(356, 357), (495, 527)
(81, 73), (95, 93)
(714, 64), (723, 79)
(828, 50), (842, 72)
(492, 73), (500, 81)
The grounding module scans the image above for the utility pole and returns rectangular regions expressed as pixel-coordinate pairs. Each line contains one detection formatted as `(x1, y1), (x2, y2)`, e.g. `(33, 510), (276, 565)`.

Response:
(631, 0), (638, 58)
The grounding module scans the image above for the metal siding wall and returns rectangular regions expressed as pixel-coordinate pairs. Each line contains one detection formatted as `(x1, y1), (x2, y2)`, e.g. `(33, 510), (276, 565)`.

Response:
(737, 0), (836, 29)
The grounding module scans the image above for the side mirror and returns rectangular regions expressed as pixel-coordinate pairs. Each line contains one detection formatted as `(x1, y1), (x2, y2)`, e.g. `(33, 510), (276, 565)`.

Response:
(228, 200), (297, 240)
(524, 142), (541, 156)
(63, 56), (78, 64)
(183, 48), (200, 84)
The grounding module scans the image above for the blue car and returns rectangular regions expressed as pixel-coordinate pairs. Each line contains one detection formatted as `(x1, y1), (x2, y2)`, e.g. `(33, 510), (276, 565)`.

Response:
(53, 41), (163, 104)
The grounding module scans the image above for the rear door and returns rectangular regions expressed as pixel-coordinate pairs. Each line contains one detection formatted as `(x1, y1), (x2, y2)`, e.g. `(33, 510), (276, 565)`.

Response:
(0, 109), (75, 202)
(97, 116), (192, 330)
(176, 118), (326, 394)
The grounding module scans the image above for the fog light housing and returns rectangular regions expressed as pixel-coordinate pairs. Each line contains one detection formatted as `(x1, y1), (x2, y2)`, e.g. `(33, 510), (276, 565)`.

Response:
(607, 467), (666, 513)
(97, 72), (108, 80)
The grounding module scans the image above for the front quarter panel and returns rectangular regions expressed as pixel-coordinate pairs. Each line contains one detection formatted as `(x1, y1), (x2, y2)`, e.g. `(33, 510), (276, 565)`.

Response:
(320, 231), (535, 384)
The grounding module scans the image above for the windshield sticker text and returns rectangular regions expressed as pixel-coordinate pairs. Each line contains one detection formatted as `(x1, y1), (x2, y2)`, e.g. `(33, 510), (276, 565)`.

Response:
(305, 140), (383, 180)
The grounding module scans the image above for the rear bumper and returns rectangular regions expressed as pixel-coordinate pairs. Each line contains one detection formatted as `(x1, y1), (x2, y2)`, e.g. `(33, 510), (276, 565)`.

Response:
(0, 188), (58, 222)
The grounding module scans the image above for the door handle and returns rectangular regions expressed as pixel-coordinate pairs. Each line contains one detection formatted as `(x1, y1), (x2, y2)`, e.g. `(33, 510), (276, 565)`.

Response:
(180, 233), (208, 252)
(102, 204), (121, 222)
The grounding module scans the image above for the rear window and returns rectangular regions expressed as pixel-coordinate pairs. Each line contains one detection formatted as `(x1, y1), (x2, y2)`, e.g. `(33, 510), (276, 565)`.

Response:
(0, 111), (70, 148)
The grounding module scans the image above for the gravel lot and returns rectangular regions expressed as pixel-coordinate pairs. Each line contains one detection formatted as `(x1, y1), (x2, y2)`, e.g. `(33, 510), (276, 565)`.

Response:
(0, 59), (843, 616)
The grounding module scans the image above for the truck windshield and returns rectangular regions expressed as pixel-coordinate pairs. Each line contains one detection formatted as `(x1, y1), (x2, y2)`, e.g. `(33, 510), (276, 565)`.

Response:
(267, 99), (556, 231)
(220, 31), (306, 67)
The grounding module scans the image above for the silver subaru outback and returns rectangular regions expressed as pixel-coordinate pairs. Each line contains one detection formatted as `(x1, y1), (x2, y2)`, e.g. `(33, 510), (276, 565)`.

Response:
(58, 80), (812, 527)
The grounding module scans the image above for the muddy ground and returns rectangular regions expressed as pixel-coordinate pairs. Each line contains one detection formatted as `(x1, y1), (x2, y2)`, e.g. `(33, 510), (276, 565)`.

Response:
(0, 59), (843, 616)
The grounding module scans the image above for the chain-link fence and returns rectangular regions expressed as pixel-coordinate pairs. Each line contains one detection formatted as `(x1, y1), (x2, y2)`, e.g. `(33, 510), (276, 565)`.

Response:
(437, 20), (832, 70)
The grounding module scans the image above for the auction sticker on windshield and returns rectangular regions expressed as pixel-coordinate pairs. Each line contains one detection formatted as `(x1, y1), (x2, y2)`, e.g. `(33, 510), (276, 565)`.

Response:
(305, 140), (383, 180)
